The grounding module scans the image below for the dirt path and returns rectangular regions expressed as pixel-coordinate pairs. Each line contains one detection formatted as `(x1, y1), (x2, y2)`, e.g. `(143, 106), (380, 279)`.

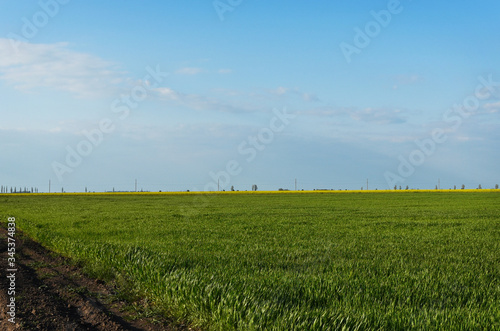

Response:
(0, 226), (190, 330)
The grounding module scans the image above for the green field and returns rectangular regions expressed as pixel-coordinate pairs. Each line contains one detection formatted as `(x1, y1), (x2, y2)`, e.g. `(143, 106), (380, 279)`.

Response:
(1, 192), (499, 330)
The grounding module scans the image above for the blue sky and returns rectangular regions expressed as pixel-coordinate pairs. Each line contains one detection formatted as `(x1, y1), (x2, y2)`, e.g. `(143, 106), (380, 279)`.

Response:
(1, 0), (499, 192)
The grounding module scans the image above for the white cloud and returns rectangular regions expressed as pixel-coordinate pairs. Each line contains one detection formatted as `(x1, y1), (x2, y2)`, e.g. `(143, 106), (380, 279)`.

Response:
(151, 86), (258, 113)
(270, 86), (288, 96)
(392, 74), (422, 90)
(175, 67), (232, 75)
(301, 105), (408, 125)
(175, 67), (203, 75)
(483, 101), (500, 113)
(155, 87), (180, 100)
(301, 92), (319, 102)
(393, 74), (422, 85)
(350, 107), (407, 125)
(152, 85), (320, 115)
(268, 87), (320, 102)
(0, 38), (125, 97)
(217, 68), (232, 74)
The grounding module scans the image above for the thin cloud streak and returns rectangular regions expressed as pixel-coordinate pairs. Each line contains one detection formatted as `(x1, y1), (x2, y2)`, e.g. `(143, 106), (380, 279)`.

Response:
(175, 67), (204, 75)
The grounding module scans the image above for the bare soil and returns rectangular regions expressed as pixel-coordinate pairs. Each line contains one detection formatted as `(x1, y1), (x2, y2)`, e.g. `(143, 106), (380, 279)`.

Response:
(0, 226), (192, 330)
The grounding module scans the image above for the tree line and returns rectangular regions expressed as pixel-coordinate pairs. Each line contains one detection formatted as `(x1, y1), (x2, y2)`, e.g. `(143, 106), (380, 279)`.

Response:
(393, 184), (499, 190)
(1, 186), (39, 193)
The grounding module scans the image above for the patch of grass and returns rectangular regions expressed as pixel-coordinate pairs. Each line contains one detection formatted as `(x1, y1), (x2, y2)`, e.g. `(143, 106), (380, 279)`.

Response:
(1, 191), (499, 330)
(66, 285), (90, 296)
(38, 271), (58, 280)
(28, 260), (50, 269)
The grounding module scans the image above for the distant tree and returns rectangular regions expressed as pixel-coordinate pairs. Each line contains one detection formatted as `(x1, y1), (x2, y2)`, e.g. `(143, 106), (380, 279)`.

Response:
(454, 185), (456, 190)
(394, 185), (397, 190)
(399, 186), (402, 190)
(252, 184), (258, 191)
(496, 184), (499, 189)
(435, 185), (438, 190)
(231, 185), (235, 191)
(478, 184), (482, 189)
(461, 184), (465, 190)
(405, 185), (409, 190)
